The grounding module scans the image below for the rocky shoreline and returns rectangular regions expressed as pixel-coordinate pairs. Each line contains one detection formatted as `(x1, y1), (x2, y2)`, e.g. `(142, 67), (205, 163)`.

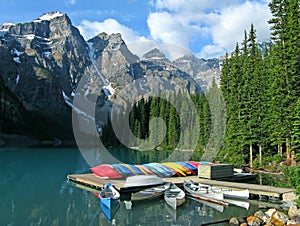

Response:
(229, 205), (300, 226)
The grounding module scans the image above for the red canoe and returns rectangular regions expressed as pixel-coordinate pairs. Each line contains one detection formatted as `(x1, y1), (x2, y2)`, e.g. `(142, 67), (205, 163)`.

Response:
(91, 164), (123, 179)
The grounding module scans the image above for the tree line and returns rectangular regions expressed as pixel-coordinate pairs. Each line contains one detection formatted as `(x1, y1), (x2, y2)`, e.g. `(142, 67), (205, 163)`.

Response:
(101, 92), (212, 153)
(218, 0), (300, 167)
(101, 0), (299, 167)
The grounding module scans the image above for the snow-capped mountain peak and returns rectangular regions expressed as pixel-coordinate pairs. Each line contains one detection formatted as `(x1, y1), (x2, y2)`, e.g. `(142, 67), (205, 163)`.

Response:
(35, 12), (64, 22)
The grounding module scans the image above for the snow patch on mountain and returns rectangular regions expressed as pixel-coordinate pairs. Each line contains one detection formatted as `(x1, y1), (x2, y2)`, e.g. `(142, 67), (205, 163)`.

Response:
(11, 48), (24, 56)
(35, 12), (64, 22)
(13, 57), (21, 63)
(87, 41), (95, 62)
(102, 82), (115, 98)
(62, 91), (94, 121)
(16, 74), (20, 84)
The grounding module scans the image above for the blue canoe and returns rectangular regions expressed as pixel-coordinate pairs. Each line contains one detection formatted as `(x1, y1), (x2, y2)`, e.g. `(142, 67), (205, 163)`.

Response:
(99, 183), (120, 222)
(112, 164), (136, 177)
(176, 162), (197, 174)
(147, 163), (175, 177)
(143, 163), (165, 177)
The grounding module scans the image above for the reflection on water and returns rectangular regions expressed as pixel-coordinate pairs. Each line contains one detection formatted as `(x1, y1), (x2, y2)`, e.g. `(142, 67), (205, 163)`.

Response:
(97, 197), (255, 226)
(1, 148), (261, 226)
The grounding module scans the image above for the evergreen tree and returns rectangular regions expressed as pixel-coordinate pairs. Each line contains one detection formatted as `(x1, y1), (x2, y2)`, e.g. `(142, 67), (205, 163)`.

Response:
(204, 79), (226, 161)
(168, 93), (180, 148)
(268, 0), (300, 159)
(291, 99), (300, 152)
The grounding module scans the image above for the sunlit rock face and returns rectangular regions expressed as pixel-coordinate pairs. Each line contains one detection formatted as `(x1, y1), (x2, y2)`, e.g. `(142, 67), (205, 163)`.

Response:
(0, 12), (90, 114)
(0, 12), (222, 137)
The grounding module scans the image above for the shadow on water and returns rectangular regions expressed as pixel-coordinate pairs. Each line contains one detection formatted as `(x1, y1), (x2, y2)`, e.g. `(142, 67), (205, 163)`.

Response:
(0, 148), (287, 226)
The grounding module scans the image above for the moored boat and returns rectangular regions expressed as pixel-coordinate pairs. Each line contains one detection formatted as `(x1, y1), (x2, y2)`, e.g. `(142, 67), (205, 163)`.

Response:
(100, 199), (120, 222)
(99, 183), (120, 222)
(124, 175), (164, 188)
(191, 180), (249, 200)
(183, 180), (224, 201)
(164, 183), (185, 210)
(99, 183), (120, 208)
(131, 182), (171, 202)
(217, 188), (249, 200)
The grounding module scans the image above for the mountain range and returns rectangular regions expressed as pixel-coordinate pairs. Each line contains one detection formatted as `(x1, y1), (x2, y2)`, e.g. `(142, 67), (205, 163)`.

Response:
(0, 12), (221, 146)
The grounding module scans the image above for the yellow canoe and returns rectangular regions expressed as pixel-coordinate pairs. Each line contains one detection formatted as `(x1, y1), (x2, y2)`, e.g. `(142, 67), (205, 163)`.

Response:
(161, 162), (186, 176)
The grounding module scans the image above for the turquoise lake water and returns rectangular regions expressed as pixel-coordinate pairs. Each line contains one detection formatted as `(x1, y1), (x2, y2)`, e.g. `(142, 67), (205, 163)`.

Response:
(0, 148), (277, 226)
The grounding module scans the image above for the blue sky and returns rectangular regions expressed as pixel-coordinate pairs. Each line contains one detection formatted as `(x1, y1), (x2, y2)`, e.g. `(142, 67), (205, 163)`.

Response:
(0, 0), (272, 59)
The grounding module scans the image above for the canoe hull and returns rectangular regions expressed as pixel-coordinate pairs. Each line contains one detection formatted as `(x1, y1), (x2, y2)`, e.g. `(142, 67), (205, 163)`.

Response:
(124, 175), (164, 188)
(100, 199), (120, 222)
(131, 183), (170, 202)
(99, 183), (120, 222)
(192, 180), (249, 200)
(164, 183), (185, 210)
(184, 181), (224, 200)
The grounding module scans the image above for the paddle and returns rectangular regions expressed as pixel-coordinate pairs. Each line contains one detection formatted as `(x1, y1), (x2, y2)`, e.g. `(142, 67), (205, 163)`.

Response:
(185, 193), (229, 206)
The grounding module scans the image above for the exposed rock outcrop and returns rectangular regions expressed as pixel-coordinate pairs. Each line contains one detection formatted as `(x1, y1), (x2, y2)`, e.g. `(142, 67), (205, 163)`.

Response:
(0, 12), (221, 142)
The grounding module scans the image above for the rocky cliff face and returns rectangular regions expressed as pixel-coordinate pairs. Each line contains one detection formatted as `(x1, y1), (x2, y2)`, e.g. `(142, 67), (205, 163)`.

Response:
(0, 12), (221, 140)
(0, 12), (90, 114)
(0, 76), (26, 134)
(172, 54), (221, 91)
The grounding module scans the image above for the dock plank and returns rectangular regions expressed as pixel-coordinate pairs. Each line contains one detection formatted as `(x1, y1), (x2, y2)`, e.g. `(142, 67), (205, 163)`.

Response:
(67, 173), (294, 199)
(191, 178), (294, 198)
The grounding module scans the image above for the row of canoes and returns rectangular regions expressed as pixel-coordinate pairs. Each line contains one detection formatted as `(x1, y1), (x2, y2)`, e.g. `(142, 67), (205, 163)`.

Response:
(98, 176), (250, 222)
(99, 180), (186, 221)
(91, 161), (213, 179)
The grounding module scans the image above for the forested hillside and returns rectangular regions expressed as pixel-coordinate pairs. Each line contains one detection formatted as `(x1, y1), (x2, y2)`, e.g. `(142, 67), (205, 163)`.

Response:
(100, 0), (300, 168)
(218, 0), (300, 167)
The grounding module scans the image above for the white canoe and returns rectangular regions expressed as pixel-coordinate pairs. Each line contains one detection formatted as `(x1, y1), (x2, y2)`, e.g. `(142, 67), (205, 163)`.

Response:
(131, 182), (170, 201)
(184, 181), (224, 201)
(191, 181), (249, 200)
(124, 175), (164, 188)
(164, 183), (185, 210)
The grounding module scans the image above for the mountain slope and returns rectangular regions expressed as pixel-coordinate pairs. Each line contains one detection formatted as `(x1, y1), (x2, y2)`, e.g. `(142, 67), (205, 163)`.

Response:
(0, 12), (221, 143)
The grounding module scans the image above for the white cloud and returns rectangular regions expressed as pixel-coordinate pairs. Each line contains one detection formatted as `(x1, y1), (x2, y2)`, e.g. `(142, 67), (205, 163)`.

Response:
(128, 40), (192, 60)
(77, 18), (147, 43)
(78, 19), (162, 58)
(199, 1), (272, 58)
(66, 0), (76, 6)
(147, 11), (206, 51)
(77, 18), (191, 60)
(149, 0), (272, 58)
(76, 0), (272, 59)
(199, 45), (225, 59)
(155, 0), (242, 14)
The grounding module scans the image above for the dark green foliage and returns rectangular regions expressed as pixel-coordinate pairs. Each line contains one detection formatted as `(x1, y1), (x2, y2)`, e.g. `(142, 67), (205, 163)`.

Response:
(102, 0), (300, 168)
(101, 93), (212, 156)
(282, 165), (300, 207)
(291, 99), (300, 151)
(0, 76), (74, 141)
(0, 77), (26, 134)
(267, 0), (300, 157)
(220, 0), (300, 166)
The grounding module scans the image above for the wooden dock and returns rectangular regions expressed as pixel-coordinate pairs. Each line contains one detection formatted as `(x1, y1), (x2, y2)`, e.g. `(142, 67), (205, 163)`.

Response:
(67, 173), (294, 199)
